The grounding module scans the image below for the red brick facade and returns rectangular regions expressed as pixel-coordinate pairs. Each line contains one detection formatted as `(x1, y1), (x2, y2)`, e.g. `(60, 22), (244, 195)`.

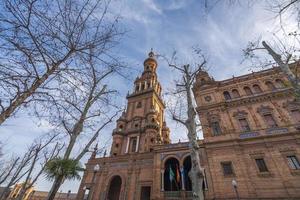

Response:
(76, 53), (300, 200)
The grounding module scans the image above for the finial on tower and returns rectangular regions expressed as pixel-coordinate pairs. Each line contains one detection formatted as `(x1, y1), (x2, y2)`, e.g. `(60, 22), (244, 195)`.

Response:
(148, 48), (154, 58)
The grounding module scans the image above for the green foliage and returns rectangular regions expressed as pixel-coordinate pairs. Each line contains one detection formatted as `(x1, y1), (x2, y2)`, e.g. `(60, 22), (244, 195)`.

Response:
(44, 158), (83, 181)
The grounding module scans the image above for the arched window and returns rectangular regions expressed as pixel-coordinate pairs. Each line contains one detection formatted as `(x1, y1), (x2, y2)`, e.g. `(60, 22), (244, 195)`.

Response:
(283, 101), (300, 124)
(135, 85), (139, 92)
(223, 91), (231, 100)
(244, 86), (253, 95)
(183, 156), (192, 191)
(232, 89), (240, 98)
(263, 114), (277, 128)
(107, 176), (122, 200)
(211, 121), (222, 136)
(257, 105), (278, 128)
(164, 158), (181, 191)
(265, 81), (275, 90)
(291, 109), (300, 123)
(238, 118), (251, 132)
(275, 79), (285, 88)
(253, 84), (262, 94)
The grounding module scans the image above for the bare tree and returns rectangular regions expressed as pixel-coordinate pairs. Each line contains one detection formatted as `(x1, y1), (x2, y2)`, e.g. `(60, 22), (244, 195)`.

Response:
(244, 35), (300, 101)
(0, 134), (61, 200)
(42, 49), (121, 200)
(14, 142), (63, 200)
(0, 0), (122, 125)
(160, 51), (206, 200)
(266, 0), (300, 26)
(0, 157), (20, 186)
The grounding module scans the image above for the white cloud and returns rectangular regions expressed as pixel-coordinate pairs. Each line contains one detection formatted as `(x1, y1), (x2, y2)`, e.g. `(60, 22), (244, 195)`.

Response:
(142, 0), (162, 14)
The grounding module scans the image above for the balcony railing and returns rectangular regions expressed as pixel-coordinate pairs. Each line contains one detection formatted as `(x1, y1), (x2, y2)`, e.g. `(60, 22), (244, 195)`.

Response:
(163, 191), (193, 199)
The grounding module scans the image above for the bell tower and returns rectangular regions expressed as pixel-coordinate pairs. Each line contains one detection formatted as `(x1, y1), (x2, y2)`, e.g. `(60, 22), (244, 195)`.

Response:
(110, 50), (170, 156)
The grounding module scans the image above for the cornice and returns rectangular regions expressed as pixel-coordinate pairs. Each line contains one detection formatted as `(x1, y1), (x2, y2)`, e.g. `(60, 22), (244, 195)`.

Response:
(193, 64), (299, 92)
(196, 88), (294, 112)
(203, 130), (299, 148)
(88, 151), (154, 164)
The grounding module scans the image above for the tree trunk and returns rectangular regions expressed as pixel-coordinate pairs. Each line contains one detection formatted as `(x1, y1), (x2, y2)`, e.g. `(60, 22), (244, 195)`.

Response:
(45, 136), (76, 200)
(186, 74), (204, 200)
(262, 41), (300, 101)
(46, 175), (64, 200)
(64, 134), (78, 159)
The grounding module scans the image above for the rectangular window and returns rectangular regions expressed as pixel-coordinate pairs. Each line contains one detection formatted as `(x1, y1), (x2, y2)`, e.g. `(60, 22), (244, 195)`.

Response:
(211, 121), (222, 136)
(136, 101), (142, 108)
(130, 137), (137, 152)
(221, 162), (234, 176)
(263, 114), (277, 128)
(287, 156), (300, 170)
(239, 118), (250, 132)
(140, 186), (151, 200)
(291, 110), (300, 123)
(255, 158), (268, 172)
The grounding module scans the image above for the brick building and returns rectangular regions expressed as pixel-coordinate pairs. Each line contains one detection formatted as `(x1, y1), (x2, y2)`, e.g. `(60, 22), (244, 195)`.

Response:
(76, 51), (300, 200)
(1, 184), (77, 200)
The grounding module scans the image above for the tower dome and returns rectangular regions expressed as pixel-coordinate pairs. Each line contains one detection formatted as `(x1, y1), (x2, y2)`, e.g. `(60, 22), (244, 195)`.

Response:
(143, 49), (157, 72)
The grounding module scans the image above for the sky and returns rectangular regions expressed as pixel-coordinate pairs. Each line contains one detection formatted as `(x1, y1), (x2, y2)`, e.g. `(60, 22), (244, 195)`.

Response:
(0, 0), (297, 194)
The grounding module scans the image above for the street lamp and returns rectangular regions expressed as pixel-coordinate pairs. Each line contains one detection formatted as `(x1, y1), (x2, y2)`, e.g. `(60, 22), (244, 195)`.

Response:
(92, 164), (100, 182)
(87, 164), (100, 200)
(231, 179), (240, 200)
(94, 164), (100, 172)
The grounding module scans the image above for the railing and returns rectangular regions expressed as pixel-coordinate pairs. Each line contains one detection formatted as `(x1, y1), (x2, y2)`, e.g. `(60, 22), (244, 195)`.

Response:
(163, 191), (193, 199)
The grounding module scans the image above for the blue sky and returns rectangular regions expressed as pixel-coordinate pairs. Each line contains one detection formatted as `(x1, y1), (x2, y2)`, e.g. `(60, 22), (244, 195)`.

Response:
(0, 0), (297, 193)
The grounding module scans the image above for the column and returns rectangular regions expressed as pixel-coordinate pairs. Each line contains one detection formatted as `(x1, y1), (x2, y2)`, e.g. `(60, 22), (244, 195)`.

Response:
(161, 169), (165, 191)
(180, 167), (185, 190)
(135, 136), (140, 152)
(125, 137), (130, 153)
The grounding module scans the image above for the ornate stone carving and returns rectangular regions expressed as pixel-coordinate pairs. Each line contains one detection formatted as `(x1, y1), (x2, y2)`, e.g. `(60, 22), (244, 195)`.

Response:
(207, 113), (220, 123)
(283, 100), (300, 111)
(232, 110), (248, 118)
(257, 105), (273, 115)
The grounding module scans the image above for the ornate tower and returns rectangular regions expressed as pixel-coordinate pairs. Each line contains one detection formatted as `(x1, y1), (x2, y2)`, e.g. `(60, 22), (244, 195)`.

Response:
(110, 51), (170, 156)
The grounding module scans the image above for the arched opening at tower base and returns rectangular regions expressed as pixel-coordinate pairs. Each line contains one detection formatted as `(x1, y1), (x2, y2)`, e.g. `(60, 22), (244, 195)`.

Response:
(107, 176), (122, 200)
(164, 157), (181, 191)
(183, 156), (192, 191)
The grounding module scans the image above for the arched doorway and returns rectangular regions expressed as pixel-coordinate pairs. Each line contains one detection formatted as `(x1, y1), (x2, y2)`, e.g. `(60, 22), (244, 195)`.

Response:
(107, 176), (122, 200)
(164, 157), (181, 191)
(183, 156), (192, 191)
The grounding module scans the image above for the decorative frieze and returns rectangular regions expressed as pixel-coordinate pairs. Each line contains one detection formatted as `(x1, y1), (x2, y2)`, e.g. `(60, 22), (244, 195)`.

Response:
(239, 132), (260, 139)
(265, 127), (289, 135)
